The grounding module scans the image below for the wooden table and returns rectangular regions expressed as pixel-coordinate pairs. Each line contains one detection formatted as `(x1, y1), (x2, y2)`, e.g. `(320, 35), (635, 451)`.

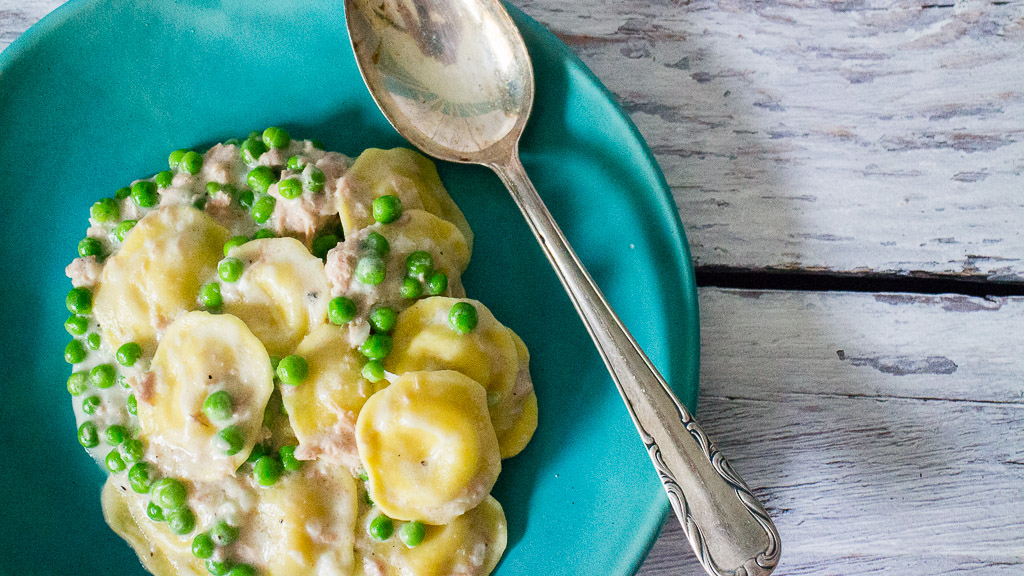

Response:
(5, 1), (1022, 574)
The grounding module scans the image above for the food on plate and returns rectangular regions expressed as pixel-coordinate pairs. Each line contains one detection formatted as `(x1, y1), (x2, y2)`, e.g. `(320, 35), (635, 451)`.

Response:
(62, 130), (536, 576)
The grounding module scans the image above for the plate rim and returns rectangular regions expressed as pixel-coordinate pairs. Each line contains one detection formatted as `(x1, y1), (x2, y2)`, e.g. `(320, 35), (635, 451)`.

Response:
(0, 1), (702, 574)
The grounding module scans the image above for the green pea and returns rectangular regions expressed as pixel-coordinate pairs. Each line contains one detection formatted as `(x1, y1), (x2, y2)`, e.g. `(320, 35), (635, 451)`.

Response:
(354, 256), (386, 285)
(369, 307), (397, 333)
(359, 333), (393, 361)
(328, 296), (357, 325)
(200, 282), (223, 310)
(305, 166), (325, 192)
(262, 126), (290, 149)
(287, 155), (306, 171)
(218, 258), (243, 282)
(279, 445), (303, 472)
(121, 439), (145, 463)
(105, 424), (128, 445)
(400, 277), (423, 300)
(181, 151), (203, 175)
(152, 478), (188, 509)
(369, 515), (394, 541)
(115, 219), (137, 241)
(405, 251), (433, 276)
(372, 195), (402, 224)
(65, 315), (88, 336)
(191, 532), (215, 559)
(81, 395), (100, 414)
(210, 520), (240, 546)
(116, 342), (143, 367)
(169, 149), (188, 170)
(251, 196), (276, 224)
(246, 443), (267, 464)
(240, 137), (268, 166)
(127, 394), (138, 415)
(399, 520), (426, 548)
(206, 560), (232, 576)
(278, 177), (302, 199)
(67, 287), (93, 314)
(253, 455), (283, 486)
(276, 355), (309, 386)
(363, 232), (390, 257)
(131, 181), (158, 208)
(115, 186), (132, 200)
(253, 228), (275, 239)
(155, 170), (174, 188)
(78, 237), (103, 258)
(147, 502), (165, 522)
(128, 462), (154, 493)
(91, 198), (120, 223)
(203, 390), (233, 422)
(78, 421), (99, 448)
(67, 372), (88, 395)
(247, 166), (277, 194)
(361, 360), (385, 383)
(448, 302), (478, 335)
(227, 564), (256, 576)
(216, 425), (245, 456)
(90, 364), (116, 389)
(425, 271), (448, 296)
(223, 235), (248, 256)
(105, 449), (126, 473)
(206, 181), (223, 195)
(86, 332), (102, 350)
(65, 340), (87, 364)
(237, 189), (255, 210)
(167, 508), (196, 535)
(311, 233), (339, 259)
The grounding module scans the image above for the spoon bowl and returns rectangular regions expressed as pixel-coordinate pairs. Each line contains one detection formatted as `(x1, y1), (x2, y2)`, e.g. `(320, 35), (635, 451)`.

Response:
(346, 0), (532, 164)
(345, 1), (781, 574)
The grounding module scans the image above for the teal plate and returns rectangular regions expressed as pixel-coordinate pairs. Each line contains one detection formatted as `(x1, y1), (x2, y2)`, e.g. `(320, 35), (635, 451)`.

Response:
(0, 1), (699, 574)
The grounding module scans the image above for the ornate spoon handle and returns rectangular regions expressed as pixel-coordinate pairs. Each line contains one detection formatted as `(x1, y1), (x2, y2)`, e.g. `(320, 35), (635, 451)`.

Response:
(491, 153), (781, 576)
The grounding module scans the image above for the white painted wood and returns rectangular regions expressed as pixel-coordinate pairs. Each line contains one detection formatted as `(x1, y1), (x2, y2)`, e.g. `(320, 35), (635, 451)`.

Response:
(510, 0), (1024, 281)
(638, 288), (1024, 575)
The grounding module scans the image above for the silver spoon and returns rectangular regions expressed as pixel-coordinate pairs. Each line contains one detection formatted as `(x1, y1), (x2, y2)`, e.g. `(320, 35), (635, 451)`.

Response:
(344, 1), (780, 574)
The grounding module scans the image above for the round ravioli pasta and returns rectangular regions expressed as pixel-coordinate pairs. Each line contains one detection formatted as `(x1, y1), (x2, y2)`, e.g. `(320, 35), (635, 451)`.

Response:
(94, 205), (229, 354)
(140, 311), (274, 481)
(338, 148), (473, 251)
(386, 297), (537, 458)
(355, 371), (501, 525)
(326, 210), (471, 314)
(101, 480), (197, 576)
(282, 324), (385, 468)
(221, 237), (330, 357)
(254, 464), (358, 576)
(357, 496), (507, 576)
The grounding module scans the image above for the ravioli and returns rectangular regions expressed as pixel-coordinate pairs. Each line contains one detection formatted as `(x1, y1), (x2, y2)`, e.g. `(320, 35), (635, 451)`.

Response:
(387, 297), (537, 458)
(338, 147), (473, 252)
(282, 324), (385, 468)
(221, 237), (331, 357)
(94, 205), (229, 354)
(141, 311), (274, 480)
(64, 134), (536, 576)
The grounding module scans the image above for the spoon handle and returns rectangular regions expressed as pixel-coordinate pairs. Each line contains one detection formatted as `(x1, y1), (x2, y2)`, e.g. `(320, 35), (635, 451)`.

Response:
(491, 154), (780, 576)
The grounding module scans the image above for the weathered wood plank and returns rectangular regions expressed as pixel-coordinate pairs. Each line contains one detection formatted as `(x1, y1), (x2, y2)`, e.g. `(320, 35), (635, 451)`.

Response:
(639, 288), (1024, 575)
(0, 0), (60, 51)
(511, 0), (1024, 282)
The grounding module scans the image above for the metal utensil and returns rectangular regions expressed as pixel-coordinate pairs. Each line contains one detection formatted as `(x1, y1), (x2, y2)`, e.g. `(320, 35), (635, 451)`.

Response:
(343, 1), (780, 573)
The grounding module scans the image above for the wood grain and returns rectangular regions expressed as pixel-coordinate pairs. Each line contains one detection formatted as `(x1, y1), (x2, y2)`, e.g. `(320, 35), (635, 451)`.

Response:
(638, 288), (1024, 575)
(511, 0), (1024, 282)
